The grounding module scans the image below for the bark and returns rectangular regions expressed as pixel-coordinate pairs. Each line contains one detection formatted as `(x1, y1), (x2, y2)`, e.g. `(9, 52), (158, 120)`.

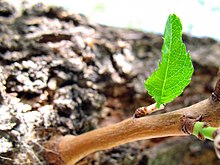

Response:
(0, 1), (220, 165)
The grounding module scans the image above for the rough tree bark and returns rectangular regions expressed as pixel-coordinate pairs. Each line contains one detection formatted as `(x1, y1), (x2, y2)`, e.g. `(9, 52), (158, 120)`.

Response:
(0, 1), (220, 165)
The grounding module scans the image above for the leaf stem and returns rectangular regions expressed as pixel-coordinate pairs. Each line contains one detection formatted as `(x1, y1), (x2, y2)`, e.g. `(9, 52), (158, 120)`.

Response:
(193, 122), (218, 141)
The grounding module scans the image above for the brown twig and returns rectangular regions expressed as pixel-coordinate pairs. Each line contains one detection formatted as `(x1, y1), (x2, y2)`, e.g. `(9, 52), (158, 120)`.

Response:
(134, 103), (165, 118)
(45, 78), (220, 165)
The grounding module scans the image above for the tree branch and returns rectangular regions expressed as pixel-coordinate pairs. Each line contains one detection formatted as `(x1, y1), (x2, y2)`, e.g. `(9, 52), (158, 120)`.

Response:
(45, 79), (220, 165)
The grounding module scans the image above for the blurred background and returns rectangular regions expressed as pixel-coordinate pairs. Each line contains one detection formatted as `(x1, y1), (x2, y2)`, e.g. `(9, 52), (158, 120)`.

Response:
(8, 0), (220, 41)
(1, 1), (220, 164)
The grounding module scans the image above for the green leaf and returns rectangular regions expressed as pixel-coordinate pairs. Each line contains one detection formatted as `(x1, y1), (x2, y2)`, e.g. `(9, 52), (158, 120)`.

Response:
(144, 14), (194, 108)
